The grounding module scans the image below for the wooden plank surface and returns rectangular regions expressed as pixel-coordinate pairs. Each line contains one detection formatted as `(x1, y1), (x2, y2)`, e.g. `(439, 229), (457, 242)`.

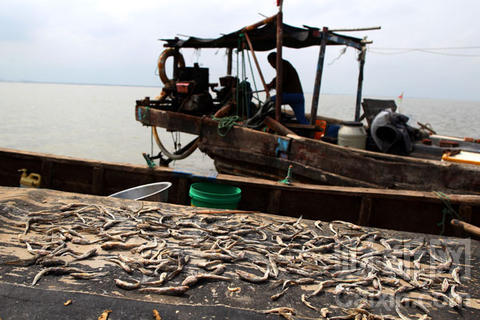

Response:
(1, 187), (480, 319)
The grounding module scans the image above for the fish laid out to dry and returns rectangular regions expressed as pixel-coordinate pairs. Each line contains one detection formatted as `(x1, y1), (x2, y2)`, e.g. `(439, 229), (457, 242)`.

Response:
(2, 199), (473, 320)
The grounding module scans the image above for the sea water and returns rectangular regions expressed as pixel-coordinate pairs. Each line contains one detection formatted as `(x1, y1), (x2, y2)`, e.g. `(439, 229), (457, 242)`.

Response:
(1, 82), (479, 175)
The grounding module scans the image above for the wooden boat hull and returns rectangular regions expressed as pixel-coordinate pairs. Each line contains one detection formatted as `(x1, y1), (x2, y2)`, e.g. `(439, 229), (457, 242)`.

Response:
(135, 105), (480, 195)
(1, 147), (480, 237)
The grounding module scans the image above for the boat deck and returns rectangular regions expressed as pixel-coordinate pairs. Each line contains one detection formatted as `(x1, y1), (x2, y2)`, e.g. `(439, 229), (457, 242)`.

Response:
(1, 187), (480, 319)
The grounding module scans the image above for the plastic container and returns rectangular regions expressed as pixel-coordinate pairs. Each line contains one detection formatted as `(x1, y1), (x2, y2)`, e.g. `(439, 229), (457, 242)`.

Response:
(338, 121), (367, 149)
(18, 169), (41, 188)
(189, 182), (241, 209)
(109, 182), (172, 202)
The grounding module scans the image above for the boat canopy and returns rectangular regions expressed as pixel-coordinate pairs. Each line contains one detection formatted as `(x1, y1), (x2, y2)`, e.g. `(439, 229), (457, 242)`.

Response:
(161, 19), (364, 51)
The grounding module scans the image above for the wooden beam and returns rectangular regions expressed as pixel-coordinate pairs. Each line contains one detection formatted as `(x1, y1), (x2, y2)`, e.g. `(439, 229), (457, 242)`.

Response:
(357, 196), (373, 226)
(264, 116), (296, 136)
(310, 27), (328, 125)
(275, 2), (283, 121)
(354, 45), (366, 121)
(227, 48), (233, 76)
(451, 218), (480, 237)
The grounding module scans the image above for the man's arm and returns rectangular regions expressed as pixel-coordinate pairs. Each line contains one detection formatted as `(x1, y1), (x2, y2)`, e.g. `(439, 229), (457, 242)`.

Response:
(266, 77), (276, 91)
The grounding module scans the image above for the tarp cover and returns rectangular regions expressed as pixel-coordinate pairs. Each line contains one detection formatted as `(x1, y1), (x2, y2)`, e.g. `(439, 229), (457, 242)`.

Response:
(161, 20), (363, 51)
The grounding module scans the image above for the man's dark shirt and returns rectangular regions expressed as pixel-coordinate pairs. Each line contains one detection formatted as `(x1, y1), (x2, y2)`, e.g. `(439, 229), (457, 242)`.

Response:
(270, 59), (303, 94)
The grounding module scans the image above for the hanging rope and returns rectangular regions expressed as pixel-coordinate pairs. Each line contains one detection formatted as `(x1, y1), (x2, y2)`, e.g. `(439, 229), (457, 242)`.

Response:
(245, 49), (261, 106)
(434, 191), (461, 235)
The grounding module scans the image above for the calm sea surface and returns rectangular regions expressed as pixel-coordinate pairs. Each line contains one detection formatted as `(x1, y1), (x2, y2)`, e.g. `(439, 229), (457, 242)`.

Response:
(1, 82), (479, 175)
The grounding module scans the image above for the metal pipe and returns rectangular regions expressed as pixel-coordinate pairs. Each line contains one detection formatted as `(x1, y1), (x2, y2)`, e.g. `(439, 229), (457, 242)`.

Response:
(243, 32), (270, 99)
(275, 1), (283, 121)
(310, 27), (328, 125)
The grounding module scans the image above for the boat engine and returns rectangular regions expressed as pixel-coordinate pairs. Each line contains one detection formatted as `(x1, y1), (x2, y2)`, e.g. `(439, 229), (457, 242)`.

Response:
(172, 63), (215, 115)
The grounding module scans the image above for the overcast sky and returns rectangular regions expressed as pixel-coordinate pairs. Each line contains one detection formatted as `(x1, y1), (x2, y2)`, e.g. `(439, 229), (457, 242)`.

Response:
(1, 0), (479, 101)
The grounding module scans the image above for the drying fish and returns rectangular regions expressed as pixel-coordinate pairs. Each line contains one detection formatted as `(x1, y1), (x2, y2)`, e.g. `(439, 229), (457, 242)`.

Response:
(143, 272), (168, 286)
(115, 278), (141, 290)
(102, 219), (122, 230)
(138, 285), (189, 295)
(97, 309), (112, 320)
(263, 307), (296, 320)
(131, 237), (159, 254)
(413, 251), (425, 269)
(236, 267), (270, 283)
(197, 252), (235, 262)
(309, 279), (336, 297)
(395, 303), (412, 320)
(268, 254), (279, 278)
(181, 273), (231, 287)
(70, 248), (97, 262)
(452, 267), (461, 284)
(431, 291), (460, 308)
(107, 258), (133, 273)
(271, 287), (289, 301)
(400, 297), (430, 314)
(441, 278), (450, 293)
(32, 266), (84, 286)
(152, 309), (162, 320)
(451, 285), (463, 306)
(101, 241), (142, 250)
(25, 242), (49, 256)
(70, 272), (108, 280)
(300, 294), (318, 311)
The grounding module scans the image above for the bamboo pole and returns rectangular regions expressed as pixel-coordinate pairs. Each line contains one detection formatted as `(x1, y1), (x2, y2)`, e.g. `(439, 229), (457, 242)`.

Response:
(243, 32), (270, 99)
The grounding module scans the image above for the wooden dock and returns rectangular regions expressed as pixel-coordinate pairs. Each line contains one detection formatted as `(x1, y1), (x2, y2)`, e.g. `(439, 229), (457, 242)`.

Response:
(1, 187), (480, 319)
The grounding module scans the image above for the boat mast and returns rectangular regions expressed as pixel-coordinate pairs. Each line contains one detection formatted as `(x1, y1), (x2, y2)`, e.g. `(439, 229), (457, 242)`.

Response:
(275, 0), (283, 121)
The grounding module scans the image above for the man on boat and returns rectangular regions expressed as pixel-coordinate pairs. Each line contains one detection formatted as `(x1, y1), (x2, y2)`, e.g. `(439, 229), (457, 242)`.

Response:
(266, 52), (309, 125)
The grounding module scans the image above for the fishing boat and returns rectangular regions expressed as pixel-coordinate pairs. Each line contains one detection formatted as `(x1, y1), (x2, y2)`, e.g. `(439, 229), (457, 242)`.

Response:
(1, 147), (480, 238)
(134, 12), (480, 195)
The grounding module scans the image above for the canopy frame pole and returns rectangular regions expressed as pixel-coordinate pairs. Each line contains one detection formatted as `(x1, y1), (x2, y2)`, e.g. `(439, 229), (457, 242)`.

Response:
(354, 44), (366, 121)
(243, 15), (277, 32)
(310, 26), (328, 125)
(275, 0), (283, 121)
(243, 32), (270, 99)
(227, 48), (233, 76)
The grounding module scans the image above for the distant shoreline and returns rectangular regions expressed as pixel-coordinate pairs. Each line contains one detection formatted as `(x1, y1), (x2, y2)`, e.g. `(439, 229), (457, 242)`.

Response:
(0, 79), (162, 89)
